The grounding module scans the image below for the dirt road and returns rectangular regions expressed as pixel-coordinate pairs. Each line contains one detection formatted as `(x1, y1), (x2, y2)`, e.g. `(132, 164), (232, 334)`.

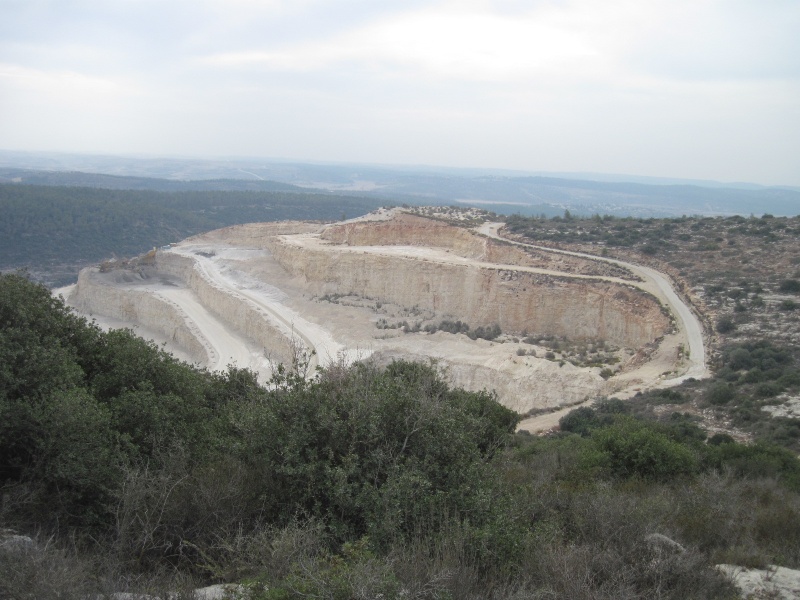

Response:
(477, 222), (708, 431)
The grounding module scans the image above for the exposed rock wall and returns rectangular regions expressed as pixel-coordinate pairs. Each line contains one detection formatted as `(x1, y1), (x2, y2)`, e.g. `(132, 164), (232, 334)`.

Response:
(187, 221), (322, 247)
(71, 269), (211, 364)
(323, 215), (559, 269)
(155, 251), (296, 364)
(371, 349), (606, 411)
(270, 240), (669, 348)
(322, 213), (487, 258)
(323, 214), (635, 279)
(323, 214), (543, 266)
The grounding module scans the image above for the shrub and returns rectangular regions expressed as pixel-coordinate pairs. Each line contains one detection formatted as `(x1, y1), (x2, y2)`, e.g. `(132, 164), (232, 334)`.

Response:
(467, 324), (501, 341)
(727, 347), (753, 371)
(559, 407), (598, 437)
(666, 413), (708, 444)
(708, 433), (735, 446)
(778, 279), (800, 293)
(716, 315), (736, 334)
(647, 388), (685, 404)
(756, 381), (781, 398)
(589, 418), (698, 481)
(595, 398), (629, 415)
(705, 443), (800, 490)
(707, 383), (736, 405)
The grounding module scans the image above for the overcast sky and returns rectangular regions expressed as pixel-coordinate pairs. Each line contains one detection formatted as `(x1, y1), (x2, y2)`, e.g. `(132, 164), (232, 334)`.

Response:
(1, 0), (799, 185)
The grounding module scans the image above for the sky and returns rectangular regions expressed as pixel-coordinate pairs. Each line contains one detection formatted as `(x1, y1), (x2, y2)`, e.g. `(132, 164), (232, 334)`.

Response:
(1, 0), (799, 186)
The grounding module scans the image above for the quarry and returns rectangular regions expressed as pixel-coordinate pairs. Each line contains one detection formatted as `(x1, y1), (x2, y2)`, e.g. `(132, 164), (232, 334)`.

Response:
(60, 208), (707, 428)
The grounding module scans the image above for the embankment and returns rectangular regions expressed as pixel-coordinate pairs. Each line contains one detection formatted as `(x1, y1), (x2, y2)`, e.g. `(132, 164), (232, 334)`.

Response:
(270, 238), (670, 348)
(71, 268), (212, 364)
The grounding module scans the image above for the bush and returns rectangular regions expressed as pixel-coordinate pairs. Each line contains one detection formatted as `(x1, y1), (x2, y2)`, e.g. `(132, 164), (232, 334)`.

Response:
(0, 537), (96, 600)
(467, 324), (501, 341)
(559, 407), (598, 437)
(708, 433), (735, 446)
(595, 398), (629, 415)
(707, 383), (736, 405)
(756, 381), (781, 398)
(727, 347), (753, 371)
(716, 315), (736, 334)
(647, 388), (685, 404)
(589, 418), (698, 481)
(704, 443), (800, 490)
(778, 279), (800, 293)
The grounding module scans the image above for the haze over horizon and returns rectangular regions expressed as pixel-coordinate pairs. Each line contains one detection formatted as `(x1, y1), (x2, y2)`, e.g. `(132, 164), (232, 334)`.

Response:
(2, 1), (799, 187)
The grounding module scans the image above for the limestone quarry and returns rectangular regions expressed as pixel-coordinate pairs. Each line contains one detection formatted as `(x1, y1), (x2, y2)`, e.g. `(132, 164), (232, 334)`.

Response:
(60, 209), (707, 427)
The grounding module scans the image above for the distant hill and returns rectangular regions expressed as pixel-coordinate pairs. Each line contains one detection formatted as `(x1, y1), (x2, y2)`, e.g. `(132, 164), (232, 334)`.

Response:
(1, 151), (797, 217)
(0, 168), (305, 192)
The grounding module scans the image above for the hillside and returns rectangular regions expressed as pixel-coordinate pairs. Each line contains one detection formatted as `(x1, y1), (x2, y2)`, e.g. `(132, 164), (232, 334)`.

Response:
(5, 271), (800, 598)
(3, 198), (800, 596)
(3, 152), (799, 217)
(506, 212), (800, 450)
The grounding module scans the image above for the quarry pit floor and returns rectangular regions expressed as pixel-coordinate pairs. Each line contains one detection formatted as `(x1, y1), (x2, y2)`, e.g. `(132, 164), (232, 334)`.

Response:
(58, 213), (708, 432)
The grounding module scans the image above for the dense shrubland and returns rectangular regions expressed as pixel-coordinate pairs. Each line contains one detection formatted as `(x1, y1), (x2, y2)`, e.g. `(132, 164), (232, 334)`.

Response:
(3, 272), (800, 598)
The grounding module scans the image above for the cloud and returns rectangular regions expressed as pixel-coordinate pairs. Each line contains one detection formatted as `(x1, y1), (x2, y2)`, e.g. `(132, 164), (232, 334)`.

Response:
(623, 0), (800, 82)
(0, 62), (130, 99)
(200, 4), (608, 83)
(1, 0), (798, 184)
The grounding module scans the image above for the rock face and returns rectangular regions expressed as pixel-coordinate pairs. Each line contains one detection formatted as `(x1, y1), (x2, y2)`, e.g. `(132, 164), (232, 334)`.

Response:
(271, 218), (670, 347)
(322, 213), (637, 279)
(65, 211), (678, 413)
(72, 268), (213, 364)
(156, 250), (297, 366)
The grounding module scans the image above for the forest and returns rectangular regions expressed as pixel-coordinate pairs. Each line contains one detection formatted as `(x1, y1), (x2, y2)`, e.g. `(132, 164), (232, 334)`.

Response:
(3, 272), (800, 598)
(0, 183), (386, 286)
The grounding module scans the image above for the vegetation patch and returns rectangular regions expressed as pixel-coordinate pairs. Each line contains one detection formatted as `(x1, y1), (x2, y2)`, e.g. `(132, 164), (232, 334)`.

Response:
(7, 272), (800, 597)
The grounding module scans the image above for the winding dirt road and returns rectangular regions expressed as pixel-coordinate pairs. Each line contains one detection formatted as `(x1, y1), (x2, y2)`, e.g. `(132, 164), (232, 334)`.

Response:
(477, 222), (708, 431)
(478, 222), (706, 379)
